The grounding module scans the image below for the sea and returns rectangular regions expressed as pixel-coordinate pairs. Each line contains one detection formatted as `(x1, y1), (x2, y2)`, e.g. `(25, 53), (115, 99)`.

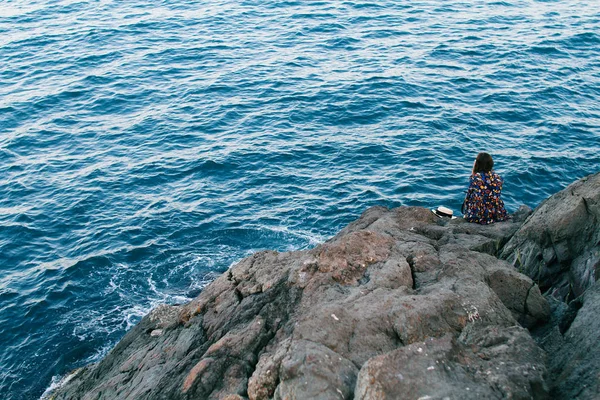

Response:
(0, 1), (598, 398)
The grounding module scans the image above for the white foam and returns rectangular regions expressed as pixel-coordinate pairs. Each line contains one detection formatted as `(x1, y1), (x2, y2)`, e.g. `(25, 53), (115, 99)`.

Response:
(39, 369), (80, 400)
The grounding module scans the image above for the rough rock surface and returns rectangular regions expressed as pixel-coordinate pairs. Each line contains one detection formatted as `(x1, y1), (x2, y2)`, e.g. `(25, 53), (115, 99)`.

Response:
(52, 207), (548, 400)
(51, 173), (600, 400)
(355, 327), (546, 400)
(534, 281), (600, 400)
(500, 172), (600, 400)
(500, 172), (600, 301)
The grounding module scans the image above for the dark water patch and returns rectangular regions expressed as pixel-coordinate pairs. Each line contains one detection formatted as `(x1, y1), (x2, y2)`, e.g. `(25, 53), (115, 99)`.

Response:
(291, 12), (338, 21)
(563, 31), (600, 47)
(319, 36), (361, 50)
(0, 69), (27, 82)
(363, 29), (411, 39)
(345, 2), (386, 10)
(88, 90), (157, 114)
(462, 35), (484, 41)
(74, 50), (124, 67)
(529, 45), (569, 56)
(306, 22), (347, 33)
(10, 34), (62, 49)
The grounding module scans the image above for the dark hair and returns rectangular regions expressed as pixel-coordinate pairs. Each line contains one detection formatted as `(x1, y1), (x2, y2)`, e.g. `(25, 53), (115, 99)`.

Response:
(473, 152), (494, 174)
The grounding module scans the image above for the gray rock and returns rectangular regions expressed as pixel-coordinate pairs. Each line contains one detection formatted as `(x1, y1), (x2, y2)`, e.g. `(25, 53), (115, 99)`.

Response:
(550, 281), (600, 399)
(355, 327), (547, 400)
(51, 172), (600, 400)
(500, 172), (600, 301)
(51, 203), (551, 400)
(499, 172), (600, 400)
(534, 281), (600, 400)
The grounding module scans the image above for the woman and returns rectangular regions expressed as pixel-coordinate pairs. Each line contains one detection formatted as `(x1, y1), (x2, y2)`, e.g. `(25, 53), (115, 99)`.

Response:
(463, 152), (508, 224)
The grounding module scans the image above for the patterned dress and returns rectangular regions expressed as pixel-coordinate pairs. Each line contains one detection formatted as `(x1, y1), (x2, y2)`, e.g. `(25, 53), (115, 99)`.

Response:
(464, 171), (508, 224)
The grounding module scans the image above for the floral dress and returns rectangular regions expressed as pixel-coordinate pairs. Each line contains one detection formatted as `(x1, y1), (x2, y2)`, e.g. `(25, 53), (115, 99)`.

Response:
(464, 171), (508, 224)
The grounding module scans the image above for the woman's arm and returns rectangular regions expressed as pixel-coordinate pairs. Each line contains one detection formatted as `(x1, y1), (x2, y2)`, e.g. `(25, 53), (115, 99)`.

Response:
(469, 173), (480, 189)
(467, 173), (484, 198)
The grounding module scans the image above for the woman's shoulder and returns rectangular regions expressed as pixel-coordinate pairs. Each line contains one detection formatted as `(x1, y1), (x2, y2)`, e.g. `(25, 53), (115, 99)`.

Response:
(475, 171), (503, 179)
(470, 172), (485, 181)
(470, 171), (503, 185)
(490, 171), (504, 181)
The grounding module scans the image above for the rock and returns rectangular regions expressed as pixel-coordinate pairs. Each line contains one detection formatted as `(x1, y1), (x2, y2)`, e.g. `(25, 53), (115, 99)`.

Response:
(535, 281), (600, 400)
(149, 304), (182, 329)
(273, 340), (358, 400)
(51, 204), (550, 400)
(551, 281), (600, 399)
(499, 172), (600, 400)
(355, 327), (546, 400)
(500, 172), (600, 301)
(485, 264), (550, 328)
(50, 173), (600, 400)
(512, 204), (534, 223)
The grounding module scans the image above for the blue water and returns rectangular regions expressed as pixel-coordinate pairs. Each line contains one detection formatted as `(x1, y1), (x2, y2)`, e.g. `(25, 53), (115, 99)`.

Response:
(1, 1), (599, 398)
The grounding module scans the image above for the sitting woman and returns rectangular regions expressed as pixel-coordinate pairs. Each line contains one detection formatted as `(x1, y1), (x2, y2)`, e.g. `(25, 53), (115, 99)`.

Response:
(463, 152), (508, 224)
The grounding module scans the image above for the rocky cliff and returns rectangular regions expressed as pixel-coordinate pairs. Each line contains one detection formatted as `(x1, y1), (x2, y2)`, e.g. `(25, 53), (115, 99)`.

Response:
(51, 173), (600, 400)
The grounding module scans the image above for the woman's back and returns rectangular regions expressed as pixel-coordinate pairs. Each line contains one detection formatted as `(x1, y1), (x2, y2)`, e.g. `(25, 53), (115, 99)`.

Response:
(464, 170), (508, 224)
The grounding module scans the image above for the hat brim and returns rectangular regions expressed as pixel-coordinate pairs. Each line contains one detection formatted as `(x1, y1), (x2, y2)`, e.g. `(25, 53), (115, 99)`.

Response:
(431, 209), (457, 219)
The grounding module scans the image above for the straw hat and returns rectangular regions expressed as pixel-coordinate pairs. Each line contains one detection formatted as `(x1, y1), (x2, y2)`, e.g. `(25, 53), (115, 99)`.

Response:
(432, 206), (456, 219)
